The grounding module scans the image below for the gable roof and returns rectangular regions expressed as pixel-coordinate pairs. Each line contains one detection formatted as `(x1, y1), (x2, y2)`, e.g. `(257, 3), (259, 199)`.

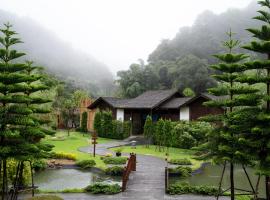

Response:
(88, 89), (181, 109)
(180, 93), (227, 107)
(87, 97), (130, 109)
(160, 97), (192, 109)
(121, 89), (180, 109)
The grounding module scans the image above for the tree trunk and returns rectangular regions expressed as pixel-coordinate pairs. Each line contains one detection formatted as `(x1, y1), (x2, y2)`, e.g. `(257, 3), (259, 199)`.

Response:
(266, 176), (270, 200)
(2, 159), (7, 200)
(230, 163), (235, 200)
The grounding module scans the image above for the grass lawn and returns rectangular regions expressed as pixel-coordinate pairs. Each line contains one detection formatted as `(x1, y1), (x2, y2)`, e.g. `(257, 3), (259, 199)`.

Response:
(111, 145), (203, 170)
(42, 131), (116, 169)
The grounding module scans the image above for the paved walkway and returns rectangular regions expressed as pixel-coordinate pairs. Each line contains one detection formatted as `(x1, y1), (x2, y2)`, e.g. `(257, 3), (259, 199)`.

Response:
(21, 137), (229, 200)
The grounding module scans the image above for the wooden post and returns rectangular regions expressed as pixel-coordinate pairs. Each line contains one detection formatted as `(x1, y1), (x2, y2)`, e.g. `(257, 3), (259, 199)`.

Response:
(92, 132), (98, 157)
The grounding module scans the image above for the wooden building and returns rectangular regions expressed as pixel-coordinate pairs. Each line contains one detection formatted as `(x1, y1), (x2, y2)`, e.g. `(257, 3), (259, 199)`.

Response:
(88, 90), (224, 135)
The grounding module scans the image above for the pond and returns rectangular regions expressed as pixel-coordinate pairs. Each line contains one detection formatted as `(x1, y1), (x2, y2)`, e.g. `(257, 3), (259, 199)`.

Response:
(34, 168), (121, 191)
(170, 164), (265, 198)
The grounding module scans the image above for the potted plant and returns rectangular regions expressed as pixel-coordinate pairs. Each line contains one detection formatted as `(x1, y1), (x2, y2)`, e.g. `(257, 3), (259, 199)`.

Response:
(115, 148), (123, 157)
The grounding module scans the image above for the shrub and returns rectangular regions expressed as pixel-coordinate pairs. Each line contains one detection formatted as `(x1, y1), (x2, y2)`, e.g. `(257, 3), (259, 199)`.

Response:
(76, 160), (96, 169)
(32, 160), (47, 171)
(168, 166), (192, 177)
(167, 182), (219, 195)
(85, 183), (121, 194)
(168, 158), (192, 165)
(50, 152), (77, 160)
(102, 157), (127, 165)
(81, 112), (88, 132)
(27, 195), (63, 200)
(105, 166), (124, 176)
(94, 111), (131, 139)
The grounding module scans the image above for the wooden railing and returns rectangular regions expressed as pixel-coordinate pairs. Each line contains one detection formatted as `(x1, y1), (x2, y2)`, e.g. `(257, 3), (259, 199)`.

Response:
(122, 153), (136, 192)
(165, 167), (169, 193)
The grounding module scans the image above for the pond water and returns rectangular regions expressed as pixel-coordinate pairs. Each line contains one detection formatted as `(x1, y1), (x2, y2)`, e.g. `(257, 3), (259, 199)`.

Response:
(34, 168), (121, 190)
(170, 164), (265, 198)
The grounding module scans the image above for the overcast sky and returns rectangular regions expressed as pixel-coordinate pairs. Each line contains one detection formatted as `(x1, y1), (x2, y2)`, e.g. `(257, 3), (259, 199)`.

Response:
(0, 0), (253, 73)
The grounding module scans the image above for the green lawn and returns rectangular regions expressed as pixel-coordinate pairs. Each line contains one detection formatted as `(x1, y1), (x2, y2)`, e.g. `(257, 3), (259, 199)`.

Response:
(111, 145), (203, 170)
(42, 131), (115, 169)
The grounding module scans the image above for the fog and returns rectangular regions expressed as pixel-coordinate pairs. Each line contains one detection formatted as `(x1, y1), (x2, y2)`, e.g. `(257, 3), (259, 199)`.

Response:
(0, 0), (253, 73)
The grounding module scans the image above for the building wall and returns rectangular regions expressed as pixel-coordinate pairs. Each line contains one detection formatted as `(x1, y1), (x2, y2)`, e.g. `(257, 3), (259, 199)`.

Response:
(116, 109), (124, 121)
(189, 97), (224, 120)
(179, 106), (190, 121)
(80, 98), (96, 131)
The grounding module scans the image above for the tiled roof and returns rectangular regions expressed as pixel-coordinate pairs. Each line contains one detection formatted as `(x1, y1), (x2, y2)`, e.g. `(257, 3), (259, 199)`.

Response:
(160, 97), (192, 109)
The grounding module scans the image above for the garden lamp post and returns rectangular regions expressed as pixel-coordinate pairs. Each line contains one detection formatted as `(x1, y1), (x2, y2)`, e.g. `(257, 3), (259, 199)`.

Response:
(92, 132), (98, 157)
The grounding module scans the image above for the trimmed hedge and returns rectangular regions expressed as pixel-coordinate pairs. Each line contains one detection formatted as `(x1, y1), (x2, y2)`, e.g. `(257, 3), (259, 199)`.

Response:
(76, 160), (96, 169)
(27, 195), (63, 200)
(85, 183), (121, 194)
(50, 152), (77, 160)
(168, 166), (192, 177)
(32, 159), (47, 171)
(94, 111), (131, 139)
(167, 183), (219, 195)
(105, 166), (124, 176)
(168, 158), (192, 165)
(102, 157), (127, 165)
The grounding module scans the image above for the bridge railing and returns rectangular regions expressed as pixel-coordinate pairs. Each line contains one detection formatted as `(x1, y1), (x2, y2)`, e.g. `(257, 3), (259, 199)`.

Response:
(122, 153), (136, 192)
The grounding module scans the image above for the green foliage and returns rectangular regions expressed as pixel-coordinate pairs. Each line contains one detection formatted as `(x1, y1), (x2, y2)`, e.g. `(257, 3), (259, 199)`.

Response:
(32, 159), (47, 171)
(76, 160), (96, 169)
(183, 87), (195, 97)
(152, 120), (212, 149)
(50, 152), (77, 160)
(143, 115), (154, 147)
(85, 183), (121, 194)
(167, 183), (219, 196)
(94, 111), (131, 139)
(26, 195), (63, 200)
(168, 158), (192, 165)
(102, 157), (127, 165)
(168, 166), (192, 177)
(81, 112), (88, 132)
(105, 166), (124, 176)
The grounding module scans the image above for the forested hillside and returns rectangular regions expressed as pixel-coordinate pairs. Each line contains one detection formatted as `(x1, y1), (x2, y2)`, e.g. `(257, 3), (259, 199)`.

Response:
(117, 1), (261, 98)
(0, 9), (114, 96)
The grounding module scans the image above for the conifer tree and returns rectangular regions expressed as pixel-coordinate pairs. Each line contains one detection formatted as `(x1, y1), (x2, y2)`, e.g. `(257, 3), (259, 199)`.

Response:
(143, 115), (154, 148)
(203, 30), (260, 200)
(242, 0), (270, 198)
(0, 23), (54, 199)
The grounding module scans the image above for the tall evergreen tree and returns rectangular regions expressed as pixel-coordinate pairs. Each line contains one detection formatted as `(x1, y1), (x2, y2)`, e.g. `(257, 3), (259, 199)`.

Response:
(203, 30), (260, 200)
(242, 0), (270, 198)
(0, 23), (54, 199)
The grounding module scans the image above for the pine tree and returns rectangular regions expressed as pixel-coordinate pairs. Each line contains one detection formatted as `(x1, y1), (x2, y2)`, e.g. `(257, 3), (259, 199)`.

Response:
(203, 30), (260, 200)
(242, 0), (270, 198)
(81, 111), (88, 133)
(0, 23), (54, 199)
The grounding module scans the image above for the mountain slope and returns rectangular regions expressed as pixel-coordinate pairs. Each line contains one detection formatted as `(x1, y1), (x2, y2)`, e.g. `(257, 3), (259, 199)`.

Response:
(0, 9), (114, 96)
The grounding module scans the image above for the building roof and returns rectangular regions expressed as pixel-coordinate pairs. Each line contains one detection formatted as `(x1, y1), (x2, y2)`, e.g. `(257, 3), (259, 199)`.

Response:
(88, 90), (226, 110)
(160, 97), (192, 109)
(88, 89), (181, 109)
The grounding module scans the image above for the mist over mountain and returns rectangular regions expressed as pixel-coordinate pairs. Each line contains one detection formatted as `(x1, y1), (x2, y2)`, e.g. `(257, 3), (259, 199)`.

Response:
(0, 9), (114, 96)
(148, 1), (261, 64)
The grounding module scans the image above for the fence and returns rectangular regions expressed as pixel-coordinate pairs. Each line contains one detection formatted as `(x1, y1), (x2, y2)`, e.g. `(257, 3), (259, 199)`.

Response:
(122, 153), (136, 192)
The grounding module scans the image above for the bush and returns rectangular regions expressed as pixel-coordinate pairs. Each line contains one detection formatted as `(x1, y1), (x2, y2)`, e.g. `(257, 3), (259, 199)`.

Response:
(32, 160), (47, 171)
(76, 160), (96, 169)
(27, 195), (63, 200)
(105, 166), (124, 176)
(94, 111), (131, 139)
(167, 182), (219, 195)
(178, 132), (196, 149)
(168, 166), (192, 177)
(102, 157), (127, 165)
(168, 158), (192, 165)
(85, 183), (121, 194)
(50, 152), (77, 160)
(81, 112), (88, 132)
